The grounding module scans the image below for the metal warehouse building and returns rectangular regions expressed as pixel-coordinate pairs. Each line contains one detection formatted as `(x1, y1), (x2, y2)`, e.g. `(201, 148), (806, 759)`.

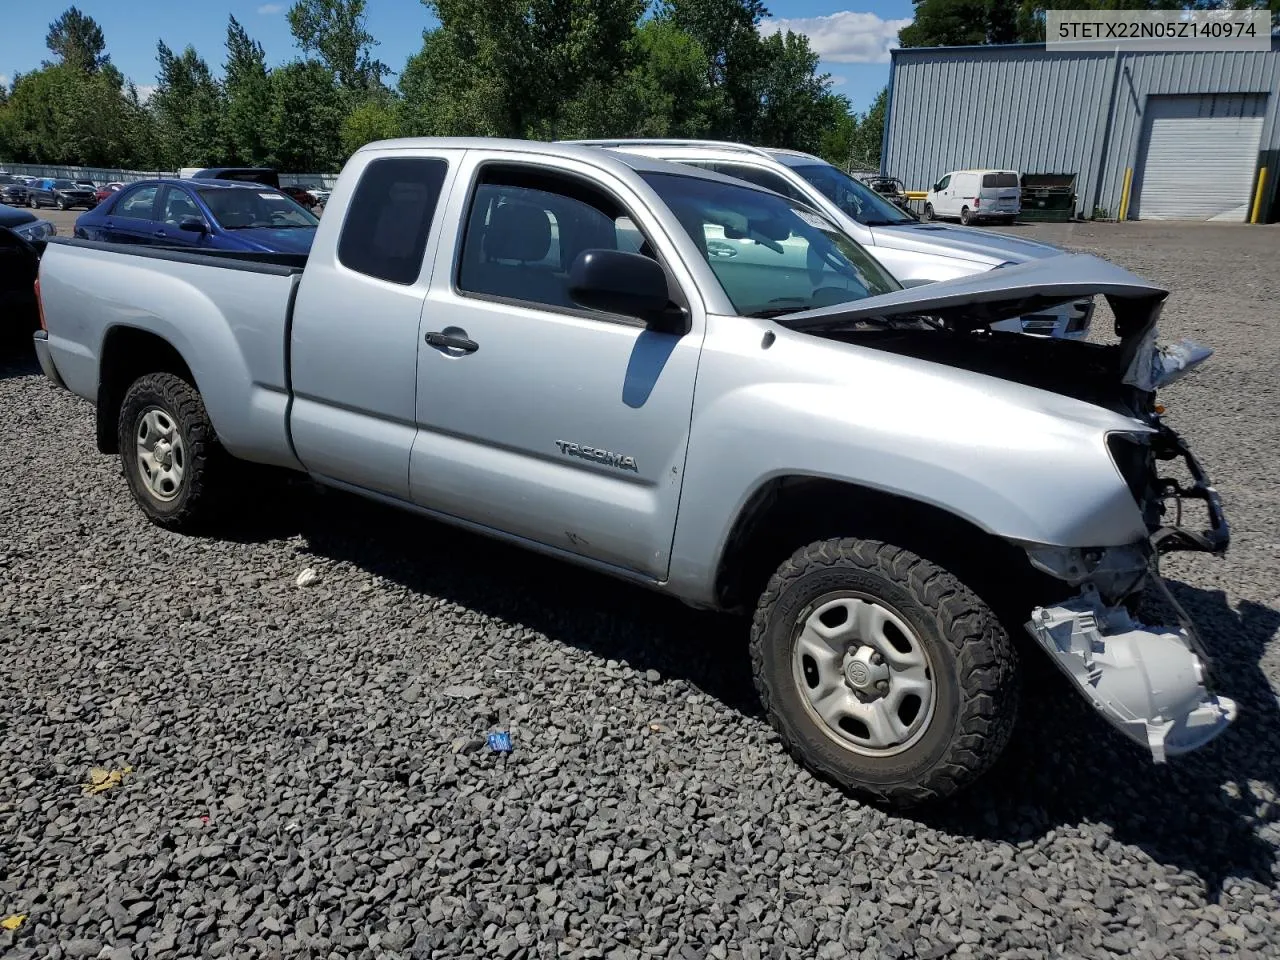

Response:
(881, 39), (1280, 222)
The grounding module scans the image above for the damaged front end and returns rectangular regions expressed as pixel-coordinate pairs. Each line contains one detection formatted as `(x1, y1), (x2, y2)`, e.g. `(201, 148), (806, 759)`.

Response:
(778, 253), (1237, 761)
(1023, 338), (1234, 762)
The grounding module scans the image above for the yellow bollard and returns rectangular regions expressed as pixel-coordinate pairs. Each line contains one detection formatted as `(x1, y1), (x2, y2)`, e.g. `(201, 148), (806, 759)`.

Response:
(1118, 168), (1133, 222)
(1250, 167), (1268, 225)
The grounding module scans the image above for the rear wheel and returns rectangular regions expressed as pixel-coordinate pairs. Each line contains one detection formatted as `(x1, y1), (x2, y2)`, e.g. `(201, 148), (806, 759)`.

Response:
(750, 537), (1019, 806)
(118, 373), (230, 532)
(959, 206), (972, 226)
(923, 203), (934, 221)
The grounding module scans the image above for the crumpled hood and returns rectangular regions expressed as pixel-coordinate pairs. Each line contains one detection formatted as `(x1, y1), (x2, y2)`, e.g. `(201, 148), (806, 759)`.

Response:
(780, 253), (1167, 336)
(229, 227), (317, 254)
(869, 221), (1065, 266)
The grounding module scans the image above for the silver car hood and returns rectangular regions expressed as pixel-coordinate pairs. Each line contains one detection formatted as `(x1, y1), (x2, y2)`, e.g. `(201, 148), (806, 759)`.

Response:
(781, 253), (1167, 336)
(869, 221), (1065, 266)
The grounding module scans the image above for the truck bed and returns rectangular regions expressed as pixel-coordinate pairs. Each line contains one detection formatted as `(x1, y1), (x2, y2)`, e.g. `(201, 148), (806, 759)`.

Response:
(49, 236), (309, 274)
(38, 237), (304, 470)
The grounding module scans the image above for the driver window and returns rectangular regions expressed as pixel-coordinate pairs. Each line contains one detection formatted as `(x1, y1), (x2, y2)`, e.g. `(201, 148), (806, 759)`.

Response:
(457, 166), (661, 314)
(117, 185), (159, 218)
(936, 175), (951, 191)
(162, 188), (200, 225)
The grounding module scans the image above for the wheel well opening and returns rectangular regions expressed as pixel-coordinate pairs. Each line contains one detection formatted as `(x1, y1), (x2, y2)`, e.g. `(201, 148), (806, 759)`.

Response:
(715, 476), (1044, 618)
(96, 327), (196, 455)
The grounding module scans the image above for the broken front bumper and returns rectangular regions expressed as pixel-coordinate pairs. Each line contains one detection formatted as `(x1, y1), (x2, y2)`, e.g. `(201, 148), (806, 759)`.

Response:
(1027, 584), (1236, 762)
(1025, 431), (1235, 762)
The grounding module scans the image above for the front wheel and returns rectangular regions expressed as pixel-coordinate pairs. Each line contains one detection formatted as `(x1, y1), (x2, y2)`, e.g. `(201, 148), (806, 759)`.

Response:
(118, 372), (229, 531)
(922, 203), (934, 221)
(750, 538), (1019, 806)
(959, 206), (972, 225)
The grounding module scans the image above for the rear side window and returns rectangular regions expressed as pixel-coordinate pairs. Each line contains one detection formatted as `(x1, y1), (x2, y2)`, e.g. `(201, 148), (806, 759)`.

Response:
(982, 173), (1019, 188)
(711, 163), (810, 203)
(338, 157), (449, 284)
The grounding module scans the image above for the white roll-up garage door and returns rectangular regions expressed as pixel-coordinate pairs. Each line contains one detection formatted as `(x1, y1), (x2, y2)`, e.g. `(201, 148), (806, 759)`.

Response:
(1133, 94), (1265, 221)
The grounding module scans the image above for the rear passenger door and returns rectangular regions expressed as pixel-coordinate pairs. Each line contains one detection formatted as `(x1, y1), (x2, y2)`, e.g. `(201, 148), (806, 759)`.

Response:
(408, 155), (704, 581)
(288, 152), (458, 500)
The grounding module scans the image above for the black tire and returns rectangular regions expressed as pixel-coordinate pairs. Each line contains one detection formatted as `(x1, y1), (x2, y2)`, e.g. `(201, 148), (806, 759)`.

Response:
(923, 203), (934, 221)
(117, 372), (228, 532)
(750, 537), (1018, 807)
(959, 206), (972, 226)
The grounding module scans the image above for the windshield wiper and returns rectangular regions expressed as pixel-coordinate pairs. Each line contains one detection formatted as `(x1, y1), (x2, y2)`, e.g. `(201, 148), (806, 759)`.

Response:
(861, 218), (910, 227)
(745, 306), (807, 319)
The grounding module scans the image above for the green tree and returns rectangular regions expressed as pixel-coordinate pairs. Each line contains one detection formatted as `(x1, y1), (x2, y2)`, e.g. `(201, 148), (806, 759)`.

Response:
(151, 41), (227, 167)
(342, 92), (399, 154)
(44, 6), (110, 73)
(750, 29), (834, 153)
(287, 0), (389, 93)
(0, 65), (156, 166)
(266, 60), (345, 171)
(848, 86), (887, 171)
(223, 15), (273, 164)
(625, 18), (716, 137)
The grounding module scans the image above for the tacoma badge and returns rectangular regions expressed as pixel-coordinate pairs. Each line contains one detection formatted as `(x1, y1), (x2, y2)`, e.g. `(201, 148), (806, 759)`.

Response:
(555, 440), (638, 472)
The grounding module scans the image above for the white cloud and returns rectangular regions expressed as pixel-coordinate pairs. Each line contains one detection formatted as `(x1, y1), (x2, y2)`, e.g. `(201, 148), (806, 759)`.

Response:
(759, 11), (912, 64)
(257, 3), (283, 13)
(134, 84), (157, 103)
(830, 75), (847, 86)
(0, 74), (9, 89)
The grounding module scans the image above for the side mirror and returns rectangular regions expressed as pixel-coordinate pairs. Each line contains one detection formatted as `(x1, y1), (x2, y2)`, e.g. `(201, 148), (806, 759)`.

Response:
(178, 217), (208, 234)
(932, 183), (941, 192)
(568, 249), (686, 333)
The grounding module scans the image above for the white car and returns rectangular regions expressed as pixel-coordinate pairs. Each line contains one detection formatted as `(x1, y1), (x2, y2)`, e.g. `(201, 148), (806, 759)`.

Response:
(565, 141), (1088, 338)
(925, 169), (1022, 226)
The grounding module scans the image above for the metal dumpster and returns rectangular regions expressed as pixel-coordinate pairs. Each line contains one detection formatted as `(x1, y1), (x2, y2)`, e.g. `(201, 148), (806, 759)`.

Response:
(1020, 173), (1078, 222)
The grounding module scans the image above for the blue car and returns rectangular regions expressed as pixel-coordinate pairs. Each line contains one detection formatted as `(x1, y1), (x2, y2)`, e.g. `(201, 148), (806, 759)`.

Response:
(74, 178), (319, 254)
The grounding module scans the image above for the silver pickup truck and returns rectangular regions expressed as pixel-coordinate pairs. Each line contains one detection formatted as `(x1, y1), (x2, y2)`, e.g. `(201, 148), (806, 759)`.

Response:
(33, 137), (1234, 806)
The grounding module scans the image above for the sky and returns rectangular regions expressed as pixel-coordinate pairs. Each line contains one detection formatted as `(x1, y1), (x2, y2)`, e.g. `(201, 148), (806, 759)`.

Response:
(0, 0), (914, 114)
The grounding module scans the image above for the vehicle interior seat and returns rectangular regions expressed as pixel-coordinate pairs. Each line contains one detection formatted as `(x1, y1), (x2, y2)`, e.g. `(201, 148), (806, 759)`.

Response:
(466, 199), (566, 306)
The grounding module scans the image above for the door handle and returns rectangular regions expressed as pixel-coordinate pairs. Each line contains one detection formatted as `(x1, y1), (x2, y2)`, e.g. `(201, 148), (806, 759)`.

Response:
(424, 330), (479, 354)
(154, 230), (166, 237)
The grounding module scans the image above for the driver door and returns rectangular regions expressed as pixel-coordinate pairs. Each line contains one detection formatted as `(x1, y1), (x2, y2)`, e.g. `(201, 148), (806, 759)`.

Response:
(155, 186), (207, 248)
(408, 156), (704, 580)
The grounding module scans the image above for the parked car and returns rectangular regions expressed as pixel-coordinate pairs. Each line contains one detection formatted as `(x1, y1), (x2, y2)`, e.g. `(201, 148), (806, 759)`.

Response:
(74, 179), (98, 192)
(565, 140), (1088, 338)
(29, 177), (98, 211)
(34, 137), (1232, 806)
(309, 188), (331, 207)
(181, 166), (280, 188)
(1, 204), (56, 340)
(0, 174), (30, 207)
(74, 178), (319, 254)
(95, 182), (124, 205)
(925, 169), (1022, 225)
(280, 185), (318, 209)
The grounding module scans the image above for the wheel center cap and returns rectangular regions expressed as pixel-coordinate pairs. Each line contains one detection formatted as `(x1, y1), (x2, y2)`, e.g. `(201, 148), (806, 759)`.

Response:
(154, 441), (171, 469)
(846, 661), (871, 687)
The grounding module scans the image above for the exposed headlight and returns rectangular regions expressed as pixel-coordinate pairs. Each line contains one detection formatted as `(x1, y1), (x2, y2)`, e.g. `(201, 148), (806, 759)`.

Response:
(12, 219), (56, 241)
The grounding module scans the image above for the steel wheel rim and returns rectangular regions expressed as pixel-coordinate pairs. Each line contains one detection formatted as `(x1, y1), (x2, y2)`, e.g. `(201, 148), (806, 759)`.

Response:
(790, 590), (937, 758)
(135, 406), (186, 503)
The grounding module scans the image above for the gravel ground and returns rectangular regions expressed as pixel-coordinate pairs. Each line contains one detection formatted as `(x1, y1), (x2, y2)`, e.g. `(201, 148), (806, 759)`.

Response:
(2, 222), (1279, 960)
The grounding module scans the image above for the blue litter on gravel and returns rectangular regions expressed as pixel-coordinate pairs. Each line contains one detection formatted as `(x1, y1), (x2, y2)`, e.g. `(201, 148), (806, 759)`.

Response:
(487, 732), (513, 753)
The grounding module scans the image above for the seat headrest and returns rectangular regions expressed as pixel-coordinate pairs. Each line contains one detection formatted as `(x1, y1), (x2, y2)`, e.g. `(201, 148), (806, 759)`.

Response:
(483, 201), (552, 262)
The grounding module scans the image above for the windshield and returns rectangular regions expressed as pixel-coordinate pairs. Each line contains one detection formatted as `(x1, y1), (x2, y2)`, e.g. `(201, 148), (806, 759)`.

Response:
(53, 179), (76, 189)
(791, 163), (915, 226)
(196, 187), (319, 229)
(641, 171), (900, 318)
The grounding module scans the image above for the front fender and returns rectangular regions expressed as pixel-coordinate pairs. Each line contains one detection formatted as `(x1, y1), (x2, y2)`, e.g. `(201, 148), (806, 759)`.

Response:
(665, 319), (1147, 606)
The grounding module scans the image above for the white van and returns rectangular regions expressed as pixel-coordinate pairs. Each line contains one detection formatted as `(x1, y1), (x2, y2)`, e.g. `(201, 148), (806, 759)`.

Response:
(925, 169), (1021, 225)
